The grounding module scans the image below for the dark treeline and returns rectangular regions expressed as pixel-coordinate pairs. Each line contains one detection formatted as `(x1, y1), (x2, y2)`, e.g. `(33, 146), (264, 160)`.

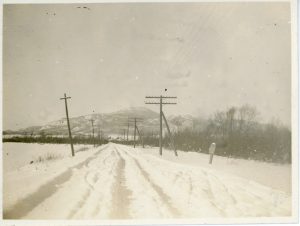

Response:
(120, 105), (291, 164)
(3, 135), (108, 146)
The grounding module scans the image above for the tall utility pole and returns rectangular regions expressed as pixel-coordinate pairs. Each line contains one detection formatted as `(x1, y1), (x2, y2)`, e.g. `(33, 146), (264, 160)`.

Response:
(145, 95), (177, 156)
(60, 93), (75, 157)
(159, 96), (162, 155)
(90, 119), (95, 147)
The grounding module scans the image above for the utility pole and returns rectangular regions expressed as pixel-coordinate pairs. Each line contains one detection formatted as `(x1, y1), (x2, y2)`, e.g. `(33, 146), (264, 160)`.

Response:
(60, 93), (75, 157)
(135, 125), (144, 148)
(145, 95), (177, 156)
(90, 119), (95, 147)
(159, 96), (163, 155)
(128, 117), (143, 148)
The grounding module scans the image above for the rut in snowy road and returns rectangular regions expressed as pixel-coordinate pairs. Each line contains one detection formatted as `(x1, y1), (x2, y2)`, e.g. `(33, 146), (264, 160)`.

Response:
(109, 149), (132, 219)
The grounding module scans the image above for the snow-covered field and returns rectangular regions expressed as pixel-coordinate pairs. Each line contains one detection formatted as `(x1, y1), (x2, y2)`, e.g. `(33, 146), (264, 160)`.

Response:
(3, 142), (292, 221)
(3, 142), (93, 171)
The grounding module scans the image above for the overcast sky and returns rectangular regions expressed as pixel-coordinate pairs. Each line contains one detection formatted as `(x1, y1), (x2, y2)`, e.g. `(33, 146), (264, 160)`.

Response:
(3, 2), (291, 130)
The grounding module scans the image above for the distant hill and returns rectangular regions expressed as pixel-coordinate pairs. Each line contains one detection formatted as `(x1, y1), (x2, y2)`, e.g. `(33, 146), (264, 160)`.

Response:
(3, 107), (207, 137)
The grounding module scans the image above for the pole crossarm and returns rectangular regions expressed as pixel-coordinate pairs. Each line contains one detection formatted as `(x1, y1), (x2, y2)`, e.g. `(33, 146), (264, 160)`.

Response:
(146, 96), (177, 99)
(145, 102), (177, 105)
(60, 95), (71, 100)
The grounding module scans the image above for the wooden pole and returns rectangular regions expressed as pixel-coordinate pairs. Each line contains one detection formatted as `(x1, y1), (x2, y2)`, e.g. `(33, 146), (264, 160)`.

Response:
(136, 125), (144, 148)
(60, 93), (75, 157)
(145, 95), (177, 156)
(159, 95), (163, 155)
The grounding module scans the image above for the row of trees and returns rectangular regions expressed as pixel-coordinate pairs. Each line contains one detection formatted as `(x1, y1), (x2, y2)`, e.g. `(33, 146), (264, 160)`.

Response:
(139, 105), (291, 163)
(3, 134), (108, 146)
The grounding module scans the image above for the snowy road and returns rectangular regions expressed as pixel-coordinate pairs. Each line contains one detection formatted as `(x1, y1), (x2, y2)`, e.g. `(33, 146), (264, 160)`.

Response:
(4, 143), (291, 219)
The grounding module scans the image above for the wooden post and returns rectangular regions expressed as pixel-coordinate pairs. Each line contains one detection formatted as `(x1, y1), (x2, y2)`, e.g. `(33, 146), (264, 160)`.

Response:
(60, 93), (75, 157)
(209, 143), (216, 164)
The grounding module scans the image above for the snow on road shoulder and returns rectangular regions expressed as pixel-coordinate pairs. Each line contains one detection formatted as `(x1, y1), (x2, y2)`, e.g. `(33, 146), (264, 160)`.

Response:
(22, 144), (119, 219)
(3, 143), (109, 216)
(140, 145), (291, 194)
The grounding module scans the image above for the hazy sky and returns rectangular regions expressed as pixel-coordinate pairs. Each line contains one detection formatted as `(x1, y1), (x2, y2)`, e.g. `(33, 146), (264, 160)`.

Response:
(3, 2), (291, 130)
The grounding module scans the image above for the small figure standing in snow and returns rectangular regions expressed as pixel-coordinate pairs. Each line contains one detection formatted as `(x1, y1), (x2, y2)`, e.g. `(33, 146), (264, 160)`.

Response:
(209, 142), (216, 164)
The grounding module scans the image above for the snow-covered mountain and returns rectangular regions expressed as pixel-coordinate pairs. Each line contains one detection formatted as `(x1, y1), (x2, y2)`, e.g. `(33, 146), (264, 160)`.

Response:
(4, 107), (206, 137)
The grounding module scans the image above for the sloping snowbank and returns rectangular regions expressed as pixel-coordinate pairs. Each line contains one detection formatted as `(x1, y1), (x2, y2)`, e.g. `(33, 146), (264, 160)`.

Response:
(3, 142), (107, 213)
(139, 145), (291, 194)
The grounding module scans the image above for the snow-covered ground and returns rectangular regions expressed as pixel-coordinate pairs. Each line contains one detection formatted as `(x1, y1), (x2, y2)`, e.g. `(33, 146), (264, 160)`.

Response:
(3, 142), (93, 171)
(143, 146), (291, 194)
(3, 142), (292, 221)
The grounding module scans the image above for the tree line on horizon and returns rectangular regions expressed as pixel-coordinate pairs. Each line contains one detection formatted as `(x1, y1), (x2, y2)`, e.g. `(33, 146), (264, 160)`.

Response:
(137, 105), (291, 163)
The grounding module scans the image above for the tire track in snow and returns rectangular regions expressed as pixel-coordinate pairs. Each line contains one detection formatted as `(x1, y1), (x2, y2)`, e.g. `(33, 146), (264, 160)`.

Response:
(123, 145), (227, 217)
(90, 148), (120, 217)
(134, 159), (181, 217)
(209, 174), (237, 205)
(120, 148), (181, 218)
(202, 172), (227, 217)
(67, 145), (118, 219)
(3, 144), (109, 219)
(109, 149), (132, 219)
(67, 189), (91, 219)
